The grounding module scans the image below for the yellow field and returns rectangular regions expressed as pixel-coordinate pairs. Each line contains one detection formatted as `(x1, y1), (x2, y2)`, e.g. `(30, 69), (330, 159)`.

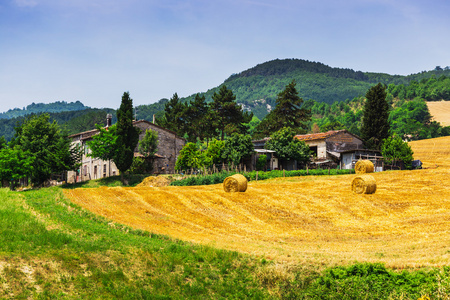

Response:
(64, 137), (450, 269)
(427, 101), (450, 126)
(409, 135), (450, 168)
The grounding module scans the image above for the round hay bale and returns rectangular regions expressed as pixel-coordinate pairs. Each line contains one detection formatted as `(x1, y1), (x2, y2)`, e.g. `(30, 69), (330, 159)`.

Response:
(223, 174), (248, 192)
(355, 160), (374, 174)
(352, 175), (377, 194)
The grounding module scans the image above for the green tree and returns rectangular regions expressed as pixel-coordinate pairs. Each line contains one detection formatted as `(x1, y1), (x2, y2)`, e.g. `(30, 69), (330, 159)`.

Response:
(221, 133), (254, 167)
(0, 136), (6, 150)
(204, 139), (225, 166)
(254, 80), (310, 138)
(320, 121), (346, 132)
(265, 127), (310, 168)
(87, 125), (118, 161)
(158, 93), (186, 136)
(114, 92), (140, 184)
(14, 114), (76, 186)
(184, 94), (212, 142)
(175, 143), (207, 172)
(138, 129), (159, 158)
(0, 146), (35, 190)
(210, 85), (253, 140)
(381, 135), (414, 169)
(361, 83), (390, 150)
(256, 154), (267, 171)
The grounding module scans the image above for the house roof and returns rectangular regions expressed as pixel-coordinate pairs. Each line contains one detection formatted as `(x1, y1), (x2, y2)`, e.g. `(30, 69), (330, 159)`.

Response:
(294, 130), (345, 141)
(69, 119), (185, 141)
(294, 129), (362, 142)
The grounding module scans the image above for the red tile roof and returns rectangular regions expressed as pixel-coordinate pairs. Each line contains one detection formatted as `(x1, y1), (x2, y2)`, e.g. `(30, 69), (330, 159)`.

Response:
(294, 130), (346, 141)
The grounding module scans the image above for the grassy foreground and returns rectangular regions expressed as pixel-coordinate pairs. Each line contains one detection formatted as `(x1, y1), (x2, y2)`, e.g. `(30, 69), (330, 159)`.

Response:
(1, 187), (449, 299)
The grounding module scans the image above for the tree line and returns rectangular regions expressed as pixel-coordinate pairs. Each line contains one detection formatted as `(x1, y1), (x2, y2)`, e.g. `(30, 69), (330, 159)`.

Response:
(1, 78), (447, 189)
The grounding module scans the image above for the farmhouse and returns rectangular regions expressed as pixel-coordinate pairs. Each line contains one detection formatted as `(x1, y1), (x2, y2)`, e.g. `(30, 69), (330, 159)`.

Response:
(67, 116), (185, 183)
(294, 130), (382, 169)
(253, 130), (382, 170)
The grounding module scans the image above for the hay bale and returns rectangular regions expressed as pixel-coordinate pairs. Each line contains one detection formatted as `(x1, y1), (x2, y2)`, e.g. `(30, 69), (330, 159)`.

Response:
(136, 176), (170, 187)
(352, 175), (377, 194)
(223, 174), (248, 192)
(355, 160), (374, 174)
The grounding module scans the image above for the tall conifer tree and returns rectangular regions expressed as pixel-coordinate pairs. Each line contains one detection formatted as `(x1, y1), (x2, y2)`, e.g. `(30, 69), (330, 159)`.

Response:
(360, 83), (390, 150)
(210, 85), (252, 140)
(114, 92), (140, 184)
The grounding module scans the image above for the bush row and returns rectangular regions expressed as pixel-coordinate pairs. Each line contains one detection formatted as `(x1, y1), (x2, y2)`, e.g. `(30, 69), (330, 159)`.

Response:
(170, 168), (355, 187)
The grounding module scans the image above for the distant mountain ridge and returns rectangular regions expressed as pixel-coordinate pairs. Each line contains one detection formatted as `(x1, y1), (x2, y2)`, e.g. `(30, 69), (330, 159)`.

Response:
(3, 58), (450, 124)
(179, 58), (450, 119)
(0, 100), (88, 119)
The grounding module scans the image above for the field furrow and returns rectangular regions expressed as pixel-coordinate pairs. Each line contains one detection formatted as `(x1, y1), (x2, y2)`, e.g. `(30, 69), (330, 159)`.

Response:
(64, 136), (450, 268)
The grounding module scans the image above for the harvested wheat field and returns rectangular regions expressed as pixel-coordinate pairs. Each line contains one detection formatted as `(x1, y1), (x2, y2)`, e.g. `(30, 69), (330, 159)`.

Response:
(427, 100), (450, 126)
(409, 135), (450, 168)
(64, 137), (450, 269)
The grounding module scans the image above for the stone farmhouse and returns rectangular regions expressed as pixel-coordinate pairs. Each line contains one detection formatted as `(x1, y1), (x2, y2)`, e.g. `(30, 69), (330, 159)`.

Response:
(294, 130), (382, 169)
(67, 117), (185, 183)
(253, 130), (382, 171)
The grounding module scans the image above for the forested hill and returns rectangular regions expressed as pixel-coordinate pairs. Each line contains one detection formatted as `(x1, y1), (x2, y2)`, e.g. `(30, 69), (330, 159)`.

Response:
(0, 108), (116, 141)
(179, 59), (450, 119)
(0, 100), (88, 119)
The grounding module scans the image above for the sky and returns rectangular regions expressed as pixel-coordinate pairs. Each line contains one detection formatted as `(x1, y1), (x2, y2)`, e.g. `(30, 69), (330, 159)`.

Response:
(0, 0), (449, 112)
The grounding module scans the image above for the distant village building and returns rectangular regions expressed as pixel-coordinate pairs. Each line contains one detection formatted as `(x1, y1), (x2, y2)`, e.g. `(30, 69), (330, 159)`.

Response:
(67, 117), (185, 183)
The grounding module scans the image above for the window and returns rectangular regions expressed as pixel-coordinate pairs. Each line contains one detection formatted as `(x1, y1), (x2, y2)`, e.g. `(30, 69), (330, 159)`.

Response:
(309, 146), (318, 157)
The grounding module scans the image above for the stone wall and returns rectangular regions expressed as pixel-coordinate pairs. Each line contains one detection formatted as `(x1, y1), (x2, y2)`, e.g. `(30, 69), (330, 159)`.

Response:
(134, 121), (185, 174)
(325, 131), (363, 152)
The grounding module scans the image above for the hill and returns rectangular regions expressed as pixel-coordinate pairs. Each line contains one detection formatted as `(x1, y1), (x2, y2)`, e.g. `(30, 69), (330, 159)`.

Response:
(0, 108), (116, 141)
(2, 59), (449, 139)
(136, 59), (450, 120)
(0, 100), (88, 119)
(218, 60), (450, 119)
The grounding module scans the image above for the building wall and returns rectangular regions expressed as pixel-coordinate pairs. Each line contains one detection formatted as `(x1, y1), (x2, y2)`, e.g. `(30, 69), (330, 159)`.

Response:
(341, 153), (355, 169)
(67, 140), (119, 183)
(304, 140), (327, 159)
(325, 131), (363, 152)
(67, 120), (185, 183)
(134, 121), (185, 173)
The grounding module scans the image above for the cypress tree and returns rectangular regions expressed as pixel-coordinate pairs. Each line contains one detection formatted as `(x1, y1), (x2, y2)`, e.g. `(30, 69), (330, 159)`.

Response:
(360, 83), (390, 150)
(114, 92), (140, 184)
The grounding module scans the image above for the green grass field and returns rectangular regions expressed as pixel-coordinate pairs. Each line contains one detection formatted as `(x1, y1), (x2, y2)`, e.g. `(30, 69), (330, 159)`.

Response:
(1, 183), (449, 299)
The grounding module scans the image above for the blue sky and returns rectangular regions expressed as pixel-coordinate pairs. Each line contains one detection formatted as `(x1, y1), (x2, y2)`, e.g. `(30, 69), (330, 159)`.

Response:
(0, 0), (449, 112)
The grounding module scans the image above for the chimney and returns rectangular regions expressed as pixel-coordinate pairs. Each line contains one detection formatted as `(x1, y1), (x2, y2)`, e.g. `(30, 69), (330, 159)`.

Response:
(106, 114), (112, 127)
(152, 114), (155, 124)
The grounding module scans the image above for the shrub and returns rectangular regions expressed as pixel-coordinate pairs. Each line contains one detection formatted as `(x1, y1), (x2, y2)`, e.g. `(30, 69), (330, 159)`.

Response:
(170, 169), (355, 186)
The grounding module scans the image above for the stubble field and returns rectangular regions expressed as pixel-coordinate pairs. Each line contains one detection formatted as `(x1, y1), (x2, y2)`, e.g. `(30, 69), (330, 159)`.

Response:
(427, 100), (450, 126)
(64, 136), (450, 269)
